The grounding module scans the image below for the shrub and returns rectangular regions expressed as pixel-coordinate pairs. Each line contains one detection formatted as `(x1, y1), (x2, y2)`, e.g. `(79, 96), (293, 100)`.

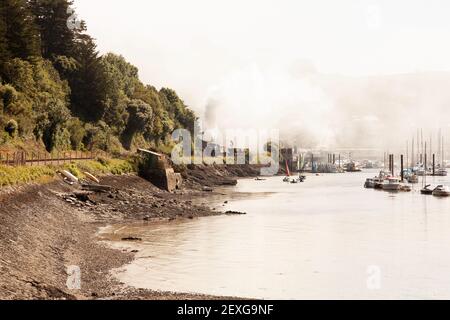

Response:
(0, 84), (18, 108)
(5, 119), (18, 137)
(0, 165), (55, 187)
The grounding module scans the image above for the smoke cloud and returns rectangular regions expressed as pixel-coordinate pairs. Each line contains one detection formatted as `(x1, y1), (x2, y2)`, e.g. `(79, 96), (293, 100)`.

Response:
(202, 63), (450, 153)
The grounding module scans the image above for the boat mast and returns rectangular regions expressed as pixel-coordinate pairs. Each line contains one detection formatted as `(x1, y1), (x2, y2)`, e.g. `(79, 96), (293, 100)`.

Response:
(430, 133), (432, 169)
(406, 141), (409, 170)
(424, 142), (427, 187)
(417, 129), (420, 166)
(421, 128), (424, 165)
(438, 129), (442, 166)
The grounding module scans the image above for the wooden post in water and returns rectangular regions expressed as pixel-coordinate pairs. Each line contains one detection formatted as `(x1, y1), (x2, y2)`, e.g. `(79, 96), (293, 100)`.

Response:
(424, 153), (428, 177)
(388, 154), (391, 174)
(391, 154), (394, 176)
(401, 155), (404, 181)
(433, 154), (436, 176)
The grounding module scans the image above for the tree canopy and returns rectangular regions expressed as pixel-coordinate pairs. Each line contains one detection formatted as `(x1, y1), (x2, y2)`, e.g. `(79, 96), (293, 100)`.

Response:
(0, 0), (197, 153)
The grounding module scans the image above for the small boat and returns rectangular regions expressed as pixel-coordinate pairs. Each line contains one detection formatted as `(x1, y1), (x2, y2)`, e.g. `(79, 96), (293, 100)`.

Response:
(400, 185), (412, 192)
(283, 160), (291, 182)
(60, 170), (79, 183)
(84, 171), (100, 184)
(432, 185), (450, 197)
(416, 168), (426, 176)
(255, 177), (266, 181)
(382, 178), (401, 191)
(345, 162), (362, 172)
(435, 168), (448, 177)
(407, 174), (419, 184)
(364, 178), (375, 188)
(290, 179), (299, 184)
(420, 184), (435, 195)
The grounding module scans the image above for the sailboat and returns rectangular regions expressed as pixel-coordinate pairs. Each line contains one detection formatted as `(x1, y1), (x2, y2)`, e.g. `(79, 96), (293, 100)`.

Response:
(283, 160), (291, 182)
(421, 143), (434, 195)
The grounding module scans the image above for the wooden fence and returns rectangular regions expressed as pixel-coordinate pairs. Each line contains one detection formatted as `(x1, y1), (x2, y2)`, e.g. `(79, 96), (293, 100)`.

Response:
(0, 150), (108, 167)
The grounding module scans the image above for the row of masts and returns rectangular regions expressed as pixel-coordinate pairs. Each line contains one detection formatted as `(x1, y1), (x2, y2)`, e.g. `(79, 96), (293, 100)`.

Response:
(406, 129), (445, 169)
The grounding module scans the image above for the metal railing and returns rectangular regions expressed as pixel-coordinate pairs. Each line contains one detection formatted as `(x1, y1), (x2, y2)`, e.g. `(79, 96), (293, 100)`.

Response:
(0, 151), (108, 167)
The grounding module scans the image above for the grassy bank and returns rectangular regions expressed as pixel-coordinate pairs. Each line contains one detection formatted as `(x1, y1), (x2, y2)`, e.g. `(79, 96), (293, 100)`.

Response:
(0, 157), (135, 187)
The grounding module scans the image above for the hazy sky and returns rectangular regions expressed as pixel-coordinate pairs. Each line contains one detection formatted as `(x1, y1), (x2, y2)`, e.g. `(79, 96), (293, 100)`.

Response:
(75, 0), (450, 105)
(75, 0), (450, 149)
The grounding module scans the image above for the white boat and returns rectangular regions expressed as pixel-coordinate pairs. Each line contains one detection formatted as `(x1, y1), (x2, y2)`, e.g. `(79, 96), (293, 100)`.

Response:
(432, 185), (450, 197)
(400, 185), (412, 192)
(416, 169), (426, 176)
(435, 168), (448, 177)
(382, 178), (401, 191)
(60, 170), (79, 183)
(84, 171), (100, 184)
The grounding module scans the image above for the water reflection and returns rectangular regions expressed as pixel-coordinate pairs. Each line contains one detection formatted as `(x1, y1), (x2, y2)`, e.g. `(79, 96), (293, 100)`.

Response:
(102, 171), (450, 299)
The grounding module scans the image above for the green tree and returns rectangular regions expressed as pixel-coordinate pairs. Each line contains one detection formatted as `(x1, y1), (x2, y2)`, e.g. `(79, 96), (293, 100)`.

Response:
(0, 11), (9, 68)
(121, 99), (152, 149)
(101, 53), (141, 135)
(68, 34), (108, 122)
(29, 0), (77, 59)
(0, 0), (40, 61)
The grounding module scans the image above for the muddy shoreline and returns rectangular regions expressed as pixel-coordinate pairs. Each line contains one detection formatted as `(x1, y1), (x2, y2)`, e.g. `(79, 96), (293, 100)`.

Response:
(0, 164), (260, 300)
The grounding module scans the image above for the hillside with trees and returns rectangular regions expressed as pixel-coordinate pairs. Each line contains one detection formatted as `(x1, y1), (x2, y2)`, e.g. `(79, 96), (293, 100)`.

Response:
(0, 0), (197, 155)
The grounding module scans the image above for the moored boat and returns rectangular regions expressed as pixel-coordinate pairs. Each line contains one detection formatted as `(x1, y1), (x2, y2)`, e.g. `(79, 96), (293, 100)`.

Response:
(374, 177), (384, 189)
(407, 174), (419, 184)
(364, 178), (375, 188)
(400, 185), (412, 192)
(420, 184), (435, 195)
(382, 178), (401, 191)
(345, 161), (362, 172)
(283, 160), (291, 182)
(432, 185), (450, 197)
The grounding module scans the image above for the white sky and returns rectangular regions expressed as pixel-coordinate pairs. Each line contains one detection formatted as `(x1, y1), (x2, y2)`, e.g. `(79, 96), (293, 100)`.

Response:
(75, 0), (450, 110)
(74, 0), (450, 149)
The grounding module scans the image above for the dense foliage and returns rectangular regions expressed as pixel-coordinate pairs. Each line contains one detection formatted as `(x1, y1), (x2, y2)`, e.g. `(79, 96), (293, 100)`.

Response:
(0, 0), (197, 153)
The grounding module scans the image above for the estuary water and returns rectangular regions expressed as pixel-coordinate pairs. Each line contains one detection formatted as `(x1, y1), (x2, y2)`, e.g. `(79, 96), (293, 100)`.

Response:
(101, 171), (450, 299)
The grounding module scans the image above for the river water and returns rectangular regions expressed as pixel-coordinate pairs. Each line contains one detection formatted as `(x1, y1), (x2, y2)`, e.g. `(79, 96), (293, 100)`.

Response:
(101, 171), (450, 299)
